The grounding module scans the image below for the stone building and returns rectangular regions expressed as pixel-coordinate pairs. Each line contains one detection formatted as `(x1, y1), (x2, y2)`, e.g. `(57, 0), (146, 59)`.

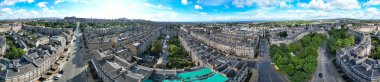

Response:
(0, 37), (67, 82)
(336, 31), (380, 82)
(0, 36), (6, 57)
(179, 29), (249, 82)
(188, 28), (258, 58)
(87, 26), (250, 82)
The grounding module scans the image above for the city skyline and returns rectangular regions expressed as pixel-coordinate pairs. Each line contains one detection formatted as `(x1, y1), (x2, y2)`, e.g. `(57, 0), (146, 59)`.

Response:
(1, 0), (380, 21)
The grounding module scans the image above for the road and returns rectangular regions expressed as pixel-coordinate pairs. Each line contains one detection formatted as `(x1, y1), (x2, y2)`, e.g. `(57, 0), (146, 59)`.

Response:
(258, 39), (289, 82)
(55, 22), (87, 82)
(311, 42), (344, 82)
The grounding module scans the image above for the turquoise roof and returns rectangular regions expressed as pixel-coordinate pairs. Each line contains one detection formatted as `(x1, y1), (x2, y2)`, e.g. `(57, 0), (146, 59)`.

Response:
(162, 80), (182, 82)
(149, 67), (229, 82)
(193, 73), (229, 82)
(177, 68), (212, 79)
(143, 79), (154, 82)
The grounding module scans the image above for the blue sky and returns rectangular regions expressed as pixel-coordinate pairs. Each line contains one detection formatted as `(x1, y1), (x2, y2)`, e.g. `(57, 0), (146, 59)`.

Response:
(0, 0), (380, 21)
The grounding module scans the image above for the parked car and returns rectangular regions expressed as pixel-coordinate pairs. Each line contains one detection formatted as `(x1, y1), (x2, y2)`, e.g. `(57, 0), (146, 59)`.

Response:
(319, 73), (323, 78)
(54, 74), (62, 80)
(59, 70), (64, 74)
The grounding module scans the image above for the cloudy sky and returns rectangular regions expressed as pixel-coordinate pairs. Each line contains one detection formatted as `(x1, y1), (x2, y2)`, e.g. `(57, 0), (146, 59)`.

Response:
(0, 0), (379, 21)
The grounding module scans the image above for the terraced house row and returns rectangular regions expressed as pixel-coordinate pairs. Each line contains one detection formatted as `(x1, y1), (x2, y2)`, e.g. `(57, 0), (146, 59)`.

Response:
(0, 23), (73, 82)
(187, 27), (259, 58)
(336, 30), (379, 82)
(83, 25), (255, 82)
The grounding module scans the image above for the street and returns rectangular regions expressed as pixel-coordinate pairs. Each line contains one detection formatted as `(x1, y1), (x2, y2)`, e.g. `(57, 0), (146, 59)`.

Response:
(54, 22), (87, 82)
(311, 42), (344, 82)
(258, 39), (289, 82)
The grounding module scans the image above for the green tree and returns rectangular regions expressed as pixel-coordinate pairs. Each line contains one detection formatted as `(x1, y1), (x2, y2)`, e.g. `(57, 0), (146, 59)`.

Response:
(169, 44), (180, 54)
(289, 42), (301, 52)
(31, 34), (37, 41)
(349, 34), (355, 44)
(372, 46), (380, 59)
(278, 31), (288, 37)
(303, 63), (316, 74)
(270, 33), (326, 82)
(343, 38), (351, 47)
(150, 40), (162, 56)
(4, 46), (25, 59)
(326, 28), (354, 54)
(291, 71), (308, 82)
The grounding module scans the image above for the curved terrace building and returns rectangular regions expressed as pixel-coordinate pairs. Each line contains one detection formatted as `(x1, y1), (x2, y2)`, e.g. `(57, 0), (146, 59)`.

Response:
(336, 30), (380, 82)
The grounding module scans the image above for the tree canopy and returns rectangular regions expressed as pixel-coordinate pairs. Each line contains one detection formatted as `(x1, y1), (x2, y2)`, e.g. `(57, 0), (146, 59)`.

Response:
(370, 37), (380, 59)
(278, 31), (288, 37)
(4, 36), (25, 59)
(150, 40), (162, 57)
(326, 28), (355, 54)
(166, 36), (194, 69)
(25, 21), (76, 28)
(270, 33), (326, 82)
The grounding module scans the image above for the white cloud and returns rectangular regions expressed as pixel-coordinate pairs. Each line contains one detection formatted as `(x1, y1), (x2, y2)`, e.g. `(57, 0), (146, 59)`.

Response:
(225, 7), (380, 21)
(194, 5), (203, 9)
(198, 0), (229, 6)
(1, 0), (34, 6)
(364, 0), (380, 6)
(192, 12), (208, 17)
(37, 2), (48, 8)
(1, 8), (12, 13)
(232, 0), (292, 8)
(366, 7), (378, 14)
(330, 0), (360, 10)
(14, 9), (29, 16)
(181, 0), (188, 5)
(143, 3), (172, 10)
(16, 9), (26, 13)
(152, 12), (178, 20)
(298, 0), (360, 10)
(36, 2), (58, 15)
(42, 8), (58, 13)
(0, 8), (42, 19)
(200, 12), (207, 15)
(30, 11), (39, 15)
(279, 2), (292, 9)
(298, 0), (332, 10)
(55, 0), (64, 4)
(69, 0), (180, 21)
(1, 0), (375, 21)
(232, 0), (254, 8)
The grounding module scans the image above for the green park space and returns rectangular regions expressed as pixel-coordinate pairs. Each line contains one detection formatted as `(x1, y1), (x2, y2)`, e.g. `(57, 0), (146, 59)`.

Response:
(270, 33), (327, 82)
(149, 36), (194, 69)
(326, 28), (355, 54)
(370, 37), (380, 59)
(166, 36), (194, 69)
